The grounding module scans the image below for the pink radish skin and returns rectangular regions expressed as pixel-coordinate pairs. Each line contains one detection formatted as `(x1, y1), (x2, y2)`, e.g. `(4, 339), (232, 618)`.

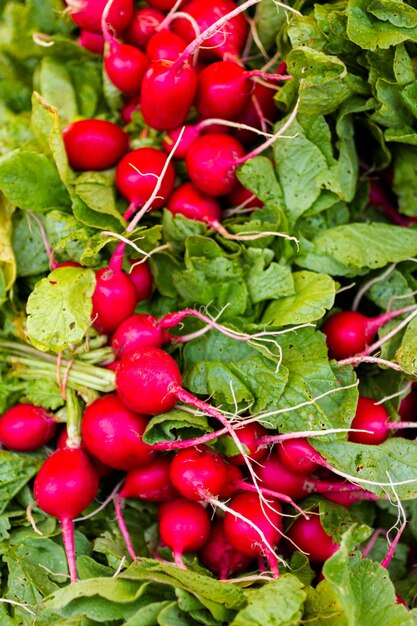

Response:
(322, 306), (416, 361)
(186, 133), (246, 196)
(277, 438), (321, 475)
(219, 463), (244, 499)
(169, 445), (228, 500)
(196, 61), (253, 121)
(257, 456), (309, 501)
(62, 120), (129, 171)
(162, 125), (201, 159)
(115, 147), (176, 219)
(167, 182), (223, 223)
(287, 515), (339, 564)
(226, 182), (263, 209)
(34, 447), (99, 582)
(124, 7), (165, 49)
(172, 0), (248, 61)
(234, 82), (278, 145)
(0, 404), (56, 451)
(120, 456), (178, 502)
(223, 492), (282, 576)
(199, 519), (253, 579)
(78, 29), (105, 54)
(68, 0), (134, 33)
(349, 396), (390, 445)
(115, 348), (182, 415)
(129, 259), (153, 301)
(140, 59), (198, 130)
(146, 30), (188, 62)
(158, 498), (211, 567)
(104, 43), (149, 96)
(121, 95), (141, 124)
(111, 314), (169, 358)
(92, 267), (137, 335)
(81, 394), (154, 470)
(148, 0), (183, 9)
(226, 422), (268, 466)
(56, 427), (112, 478)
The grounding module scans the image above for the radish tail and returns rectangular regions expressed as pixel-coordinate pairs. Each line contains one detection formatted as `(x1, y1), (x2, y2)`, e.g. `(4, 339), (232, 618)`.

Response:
(61, 516), (77, 583)
(114, 495), (138, 561)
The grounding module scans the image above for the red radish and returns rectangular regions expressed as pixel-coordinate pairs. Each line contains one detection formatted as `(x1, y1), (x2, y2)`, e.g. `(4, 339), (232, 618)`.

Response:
(56, 427), (112, 478)
(277, 438), (321, 474)
(286, 515), (339, 564)
(368, 179), (411, 227)
(104, 42), (149, 96)
(146, 30), (187, 61)
(111, 314), (168, 358)
(349, 396), (390, 445)
(199, 519), (253, 579)
(223, 492), (282, 576)
(140, 59), (198, 130)
(0, 404), (56, 451)
(226, 182), (263, 209)
(148, 0), (184, 9)
(162, 125), (201, 159)
(322, 306), (417, 361)
(124, 7), (165, 49)
(129, 259), (153, 300)
(78, 29), (105, 54)
(186, 133), (246, 196)
(226, 422), (268, 466)
(52, 261), (82, 269)
(158, 498), (211, 567)
(115, 147), (176, 219)
(167, 182), (222, 223)
(220, 463), (244, 498)
(399, 388), (417, 422)
(115, 347), (182, 414)
(396, 594), (408, 607)
(196, 61), (253, 120)
(234, 82), (278, 145)
(120, 95), (141, 124)
(257, 456), (309, 501)
(81, 394), (154, 470)
(91, 266), (137, 334)
(34, 447), (99, 582)
(169, 445), (228, 500)
(120, 456), (178, 502)
(105, 359), (120, 371)
(68, 0), (134, 33)
(62, 119), (129, 171)
(172, 0), (248, 61)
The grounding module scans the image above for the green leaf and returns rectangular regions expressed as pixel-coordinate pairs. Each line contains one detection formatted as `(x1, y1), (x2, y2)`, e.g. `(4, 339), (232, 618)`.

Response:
(301, 223), (417, 276)
(323, 525), (414, 625)
(26, 266), (96, 352)
(143, 408), (213, 445)
(0, 450), (43, 514)
(74, 170), (125, 228)
(21, 378), (65, 411)
(38, 57), (78, 123)
(0, 191), (16, 290)
(262, 271), (336, 326)
(347, 0), (417, 50)
(396, 316), (417, 374)
(230, 575), (306, 626)
(11, 210), (49, 277)
(237, 157), (285, 209)
(312, 437), (417, 499)
(303, 582), (347, 626)
(0, 151), (71, 212)
(393, 146), (417, 217)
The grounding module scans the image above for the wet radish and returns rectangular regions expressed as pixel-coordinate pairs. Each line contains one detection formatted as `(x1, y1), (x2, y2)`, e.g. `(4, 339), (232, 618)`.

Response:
(0, 404), (56, 451)
(62, 119), (129, 171)
(124, 7), (165, 49)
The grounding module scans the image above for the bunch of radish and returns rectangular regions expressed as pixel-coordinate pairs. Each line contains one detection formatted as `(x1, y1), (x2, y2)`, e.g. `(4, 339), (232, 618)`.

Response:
(2, 0), (415, 595)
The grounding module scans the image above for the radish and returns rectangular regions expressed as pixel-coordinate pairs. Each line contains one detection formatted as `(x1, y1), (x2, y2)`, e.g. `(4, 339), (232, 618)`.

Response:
(162, 125), (202, 159)
(195, 61), (253, 120)
(91, 265), (137, 335)
(322, 306), (417, 361)
(120, 95), (141, 124)
(113, 455), (178, 559)
(115, 147), (176, 220)
(148, 0), (184, 10)
(234, 82), (279, 145)
(225, 422), (268, 466)
(199, 519), (253, 579)
(78, 29), (105, 54)
(62, 119), (129, 171)
(347, 396), (417, 444)
(34, 447), (99, 582)
(158, 498), (211, 567)
(56, 426), (112, 478)
(286, 515), (339, 564)
(111, 314), (169, 358)
(104, 42), (149, 96)
(129, 259), (153, 300)
(169, 445), (228, 500)
(223, 492), (282, 576)
(226, 182), (263, 210)
(146, 30), (188, 61)
(172, 0), (248, 62)
(139, 59), (198, 130)
(167, 182), (223, 223)
(0, 404), (56, 451)
(81, 394), (155, 470)
(277, 438), (321, 474)
(257, 455), (309, 501)
(67, 0), (134, 33)
(124, 7), (165, 49)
